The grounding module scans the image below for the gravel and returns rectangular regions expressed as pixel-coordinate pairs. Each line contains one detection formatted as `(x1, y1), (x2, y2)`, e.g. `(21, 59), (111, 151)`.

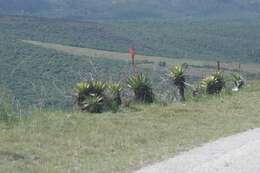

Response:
(134, 128), (260, 173)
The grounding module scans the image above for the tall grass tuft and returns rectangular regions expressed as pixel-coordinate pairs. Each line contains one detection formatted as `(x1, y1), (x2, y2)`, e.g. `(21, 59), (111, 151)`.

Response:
(0, 87), (17, 125)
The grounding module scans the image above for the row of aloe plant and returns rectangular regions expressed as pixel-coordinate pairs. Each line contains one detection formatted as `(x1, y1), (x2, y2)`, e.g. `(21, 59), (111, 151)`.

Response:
(74, 74), (154, 113)
(74, 65), (245, 113)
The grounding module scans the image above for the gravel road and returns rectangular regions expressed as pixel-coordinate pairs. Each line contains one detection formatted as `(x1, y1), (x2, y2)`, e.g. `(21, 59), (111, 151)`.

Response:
(134, 128), (260, 173)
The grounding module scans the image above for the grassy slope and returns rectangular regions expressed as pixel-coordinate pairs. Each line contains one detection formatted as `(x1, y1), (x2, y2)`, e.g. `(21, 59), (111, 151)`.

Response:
(2, 16), (260, 63)
(22, 40), (206, 65)
(23, 40), (260, 74)
(0, 34), (131, 107)
(1, 16), (260, 108)
(1, 84), (260, 173)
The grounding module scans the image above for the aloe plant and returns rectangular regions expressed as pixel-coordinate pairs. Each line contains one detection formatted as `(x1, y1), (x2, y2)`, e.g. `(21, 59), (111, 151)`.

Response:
(81, 94), (103, 113)
(201, 71), (225, 94)
(232, 73), (245, 90)
(74, 82), (89, 104)
(74, 81), (106, 113)
(127, 73), (154, 103)
(170, 65), (186, 101)
(108, 83), (122, 105)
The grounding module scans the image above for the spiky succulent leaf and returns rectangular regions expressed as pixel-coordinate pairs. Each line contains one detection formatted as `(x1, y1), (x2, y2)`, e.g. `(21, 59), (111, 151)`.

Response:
(201, 76), (215, 87)
(201, 71), (225, 94)
(169, 65), (186, 89)
(108, 83), (122, 94)
(74, 80), (107, 112)
(231, 73), (245, 89)
(91, 81), (106, 93)
(170, 65), (184, 78)
(213, 71), (224, 81)
(127, 73), (154, 103)
(74, 82), (88, 95)
(127, 73), (151, 90)
(232, 73), (242, 81)
(82, 94), (104, 113)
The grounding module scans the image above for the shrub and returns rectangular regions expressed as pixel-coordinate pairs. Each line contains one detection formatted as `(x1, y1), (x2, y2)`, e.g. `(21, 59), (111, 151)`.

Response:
(201, 71), (225, 94)
(232, 73), (245, 91)
(108, 83), (122, 106)
(127, 73), (154, 103)
(74, 81), (106, 113)
(170, 65), (186, 101)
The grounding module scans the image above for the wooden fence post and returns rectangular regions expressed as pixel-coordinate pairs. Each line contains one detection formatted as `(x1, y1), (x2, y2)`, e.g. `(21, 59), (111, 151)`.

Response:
(217, 61), (220, 71)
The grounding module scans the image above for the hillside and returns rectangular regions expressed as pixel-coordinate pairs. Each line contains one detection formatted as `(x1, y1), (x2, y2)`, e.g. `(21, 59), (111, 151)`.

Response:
(1, 15), (260, 108)
(1, 2), (260, 172)
(2, 16), (260, 63)
(0, 0), (260, 19)
(1, 84), (260, 173)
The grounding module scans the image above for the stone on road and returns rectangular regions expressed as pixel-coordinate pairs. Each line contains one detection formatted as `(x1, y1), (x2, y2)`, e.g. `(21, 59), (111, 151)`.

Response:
(134, 128), (260, 173)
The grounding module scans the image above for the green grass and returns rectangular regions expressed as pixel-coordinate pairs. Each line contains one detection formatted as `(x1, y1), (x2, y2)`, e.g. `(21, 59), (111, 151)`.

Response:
(1, 84), (260, 173)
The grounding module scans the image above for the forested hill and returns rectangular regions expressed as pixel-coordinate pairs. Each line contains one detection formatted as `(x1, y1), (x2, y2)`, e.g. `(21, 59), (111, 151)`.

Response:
(0, 0), (260, 20)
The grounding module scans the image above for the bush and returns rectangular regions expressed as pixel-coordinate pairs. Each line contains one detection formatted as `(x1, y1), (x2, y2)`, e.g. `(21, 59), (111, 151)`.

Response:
(201, 71), (225, 94)
(127, 73), (154, 103)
